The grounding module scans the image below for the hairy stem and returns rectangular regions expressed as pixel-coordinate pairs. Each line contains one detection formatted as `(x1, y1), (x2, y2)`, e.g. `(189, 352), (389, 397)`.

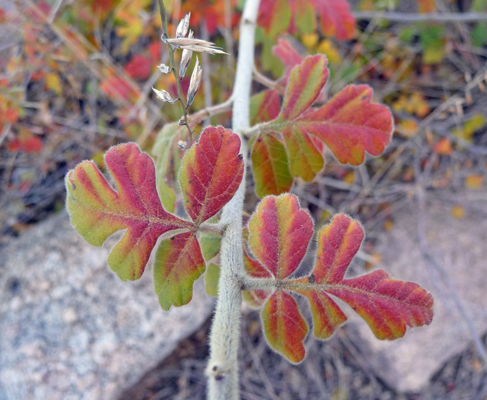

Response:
(156, 0), (193, 144)
(205, 0), (261, 398)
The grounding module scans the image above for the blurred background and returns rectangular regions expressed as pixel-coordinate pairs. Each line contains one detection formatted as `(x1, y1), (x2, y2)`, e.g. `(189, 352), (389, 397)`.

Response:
(1, 0), (487, 399)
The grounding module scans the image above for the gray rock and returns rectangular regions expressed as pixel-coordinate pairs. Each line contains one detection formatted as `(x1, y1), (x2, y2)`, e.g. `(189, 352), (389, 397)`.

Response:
(0, 212), (214, 400)
(348, 198), (487, 392)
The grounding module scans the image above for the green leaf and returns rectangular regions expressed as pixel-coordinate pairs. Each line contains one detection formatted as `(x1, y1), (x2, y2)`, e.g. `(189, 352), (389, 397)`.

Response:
(252, 133), (293, 197)
(204, 263), (220, 297)
(154, 232), (206, 310)
(472, 23), (487, 48)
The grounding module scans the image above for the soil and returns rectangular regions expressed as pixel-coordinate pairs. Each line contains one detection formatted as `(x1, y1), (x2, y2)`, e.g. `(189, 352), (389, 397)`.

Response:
(118, 312), (487, 400)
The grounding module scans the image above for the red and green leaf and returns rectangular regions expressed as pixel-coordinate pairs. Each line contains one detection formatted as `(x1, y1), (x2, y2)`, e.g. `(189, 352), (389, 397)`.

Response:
(280, 55), (329, 121)
(154, 232), (206, 310)
(294, 214), (434, 341)
(258, 0), (355, 40)
(251, 132), (293, 197)
(254, 55), (394, 185)
(257, 0), (291, 39)
(243, 247), (272, 308)
(296, 85), (394, 166)
(248, 194), (313, 279)
(245, 195), (434, 363)
(311, 0), (355, 41)
(65, 143), (193, 281)
(179, 126), (244, 224)
(272, 39), (304, 83)
(261, 290), (308, 363)
(250, 90), (281, 126)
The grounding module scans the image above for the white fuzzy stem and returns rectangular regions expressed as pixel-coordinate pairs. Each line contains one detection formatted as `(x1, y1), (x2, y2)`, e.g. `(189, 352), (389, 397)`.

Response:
(205, 0), (261, 398)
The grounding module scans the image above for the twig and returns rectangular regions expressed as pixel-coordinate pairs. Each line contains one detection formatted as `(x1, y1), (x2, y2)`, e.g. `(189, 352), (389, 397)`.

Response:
(353, 11), (487, 22)
(205, 0), (261, 398)
(252, 65), (282, 93)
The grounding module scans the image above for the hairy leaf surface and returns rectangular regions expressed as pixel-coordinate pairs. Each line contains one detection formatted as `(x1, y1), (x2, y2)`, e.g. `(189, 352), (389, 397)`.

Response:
(65, 143), (193, 281)
(179, 126), (244, 224)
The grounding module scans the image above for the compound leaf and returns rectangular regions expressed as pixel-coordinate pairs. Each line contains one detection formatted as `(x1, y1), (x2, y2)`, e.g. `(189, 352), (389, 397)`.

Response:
(262, 55), (393, 182)
(154, 231), (205, 311)
(179, 126), (244, 225)
(252, 133), (293, 197)
(65, 143), (193, 281)
(248, 194), (313, 279)
(245, 195), (434, 363)
(261, 290), (308, 363)
(294, 214), (434, 340)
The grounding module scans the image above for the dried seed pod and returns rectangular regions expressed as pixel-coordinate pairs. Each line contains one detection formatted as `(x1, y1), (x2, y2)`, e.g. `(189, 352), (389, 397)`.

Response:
(163, 37), (227, 55)
(152, 87), (178, 104)
(179, 31), (194, 79)
(157, 64), (171, 74)
(176, 13), (191, 38)
(187, 57), (202, 107)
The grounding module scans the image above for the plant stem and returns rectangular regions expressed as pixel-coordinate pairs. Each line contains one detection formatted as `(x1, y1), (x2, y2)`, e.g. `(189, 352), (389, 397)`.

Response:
(156, 0), (193, 144)
(205, 0), (261, 398)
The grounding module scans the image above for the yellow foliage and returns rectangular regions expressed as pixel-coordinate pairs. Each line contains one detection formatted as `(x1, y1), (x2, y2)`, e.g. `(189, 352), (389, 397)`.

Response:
(316, 39), (342, 64)
(45, 73), (62, 95)
(465, 175), (483, 190)
(452, 114), (486, 143)
(451, 205), (465, 219)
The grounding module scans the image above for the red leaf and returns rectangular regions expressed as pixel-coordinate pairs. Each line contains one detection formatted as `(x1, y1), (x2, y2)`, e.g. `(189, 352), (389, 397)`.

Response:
(65, 143), (193, 281)
(310, 0), (355, 41)
(248, 194), (313, 279)
(251, 132), (293, 197)
(301, 85), (394, 165)
(154, 232), (206, 310)
(272, 38), (304, 83)
(261, 290), (308, 363)
(124, 54), (152, 80)
(294, 214), (434, 340)
(179, 126), (244, 224)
